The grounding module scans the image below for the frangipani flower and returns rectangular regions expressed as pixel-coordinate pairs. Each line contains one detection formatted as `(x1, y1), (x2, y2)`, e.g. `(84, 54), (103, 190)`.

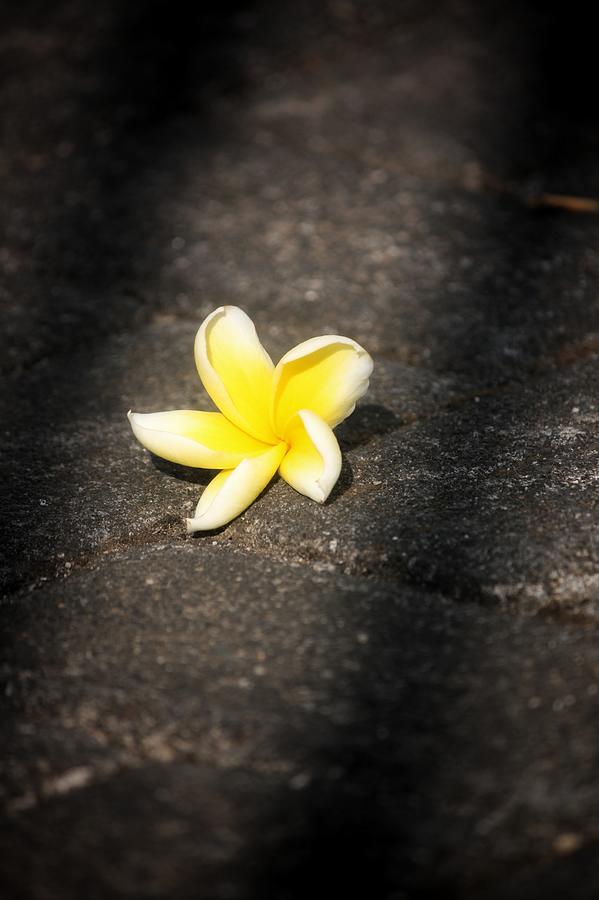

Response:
(128, 306), (373, 532)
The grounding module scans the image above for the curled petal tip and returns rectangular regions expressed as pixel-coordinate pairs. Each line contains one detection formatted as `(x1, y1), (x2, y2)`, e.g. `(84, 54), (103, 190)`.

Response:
(315, 478), (332, 503)
(187, 443), (286, 531)
(187, 514), (210, 535)
(271, 335), (373, 434)
(279, 409), (341, 504)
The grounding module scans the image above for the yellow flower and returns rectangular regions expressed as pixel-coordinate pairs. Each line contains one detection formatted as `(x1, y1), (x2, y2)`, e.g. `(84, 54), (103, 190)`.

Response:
(128, 306), (373, 532)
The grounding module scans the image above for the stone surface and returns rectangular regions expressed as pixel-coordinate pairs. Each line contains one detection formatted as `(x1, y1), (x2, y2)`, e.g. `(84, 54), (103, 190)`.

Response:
(2, 0), (599, 897)
(2, 546), (599, 898)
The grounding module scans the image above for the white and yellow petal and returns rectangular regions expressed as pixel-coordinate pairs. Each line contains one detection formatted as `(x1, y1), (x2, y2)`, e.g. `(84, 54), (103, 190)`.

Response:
(186, 442), (286, 532)
(194, 306), (277, 444)
(128, 409), (270, 469)
(271, 335), (373, 436)
(278, 409), (341, 503)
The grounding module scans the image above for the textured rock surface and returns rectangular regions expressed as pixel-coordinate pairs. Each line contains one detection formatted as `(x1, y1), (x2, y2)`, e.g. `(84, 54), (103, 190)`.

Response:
(2, 1), (599, 897)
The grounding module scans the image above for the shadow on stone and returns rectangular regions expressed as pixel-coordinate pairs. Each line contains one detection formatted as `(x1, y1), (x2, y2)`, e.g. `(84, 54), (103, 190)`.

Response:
(327, 454), (354, 503)
(151, 455), (215, 487)
(336, 403), (401, 450)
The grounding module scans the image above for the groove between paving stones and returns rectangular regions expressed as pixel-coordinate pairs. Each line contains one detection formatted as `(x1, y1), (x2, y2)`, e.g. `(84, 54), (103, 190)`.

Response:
(5, 529), (599, 625)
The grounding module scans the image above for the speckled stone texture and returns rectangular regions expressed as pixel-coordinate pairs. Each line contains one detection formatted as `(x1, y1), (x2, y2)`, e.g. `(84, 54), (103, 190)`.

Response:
(2, 1), (599, 898)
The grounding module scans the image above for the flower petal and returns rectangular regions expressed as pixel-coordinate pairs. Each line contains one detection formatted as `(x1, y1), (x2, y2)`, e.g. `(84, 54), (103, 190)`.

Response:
(278, 409), (342, 503)
(271, 335), (373, 436)
(186, 442), (286, 532)
(128, 409), (270, 468)
(194, 306), (277, 443)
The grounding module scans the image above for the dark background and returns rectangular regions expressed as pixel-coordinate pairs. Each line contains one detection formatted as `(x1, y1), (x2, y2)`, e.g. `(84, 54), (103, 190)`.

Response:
(2, 1), (599, 898)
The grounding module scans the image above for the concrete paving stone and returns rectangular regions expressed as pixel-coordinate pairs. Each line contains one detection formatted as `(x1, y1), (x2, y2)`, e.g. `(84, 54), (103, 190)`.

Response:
(3, 313), (599, 614)
(2, 0), (599, 378)
(4, 144), (599, 384)
(1, 313), (473, 598)
(20, 314), (594, 620)
(238, 355), (599, 615)
(1, 543), (599, 898)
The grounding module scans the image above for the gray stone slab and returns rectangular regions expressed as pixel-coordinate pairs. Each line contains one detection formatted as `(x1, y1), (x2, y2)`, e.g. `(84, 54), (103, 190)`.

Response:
(1, 543), (599, 899)
(240, 356), (599, 615)
(3, 314), (599, 618)
(3, 1), (599, 381)
(1, 310), (476, 598)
